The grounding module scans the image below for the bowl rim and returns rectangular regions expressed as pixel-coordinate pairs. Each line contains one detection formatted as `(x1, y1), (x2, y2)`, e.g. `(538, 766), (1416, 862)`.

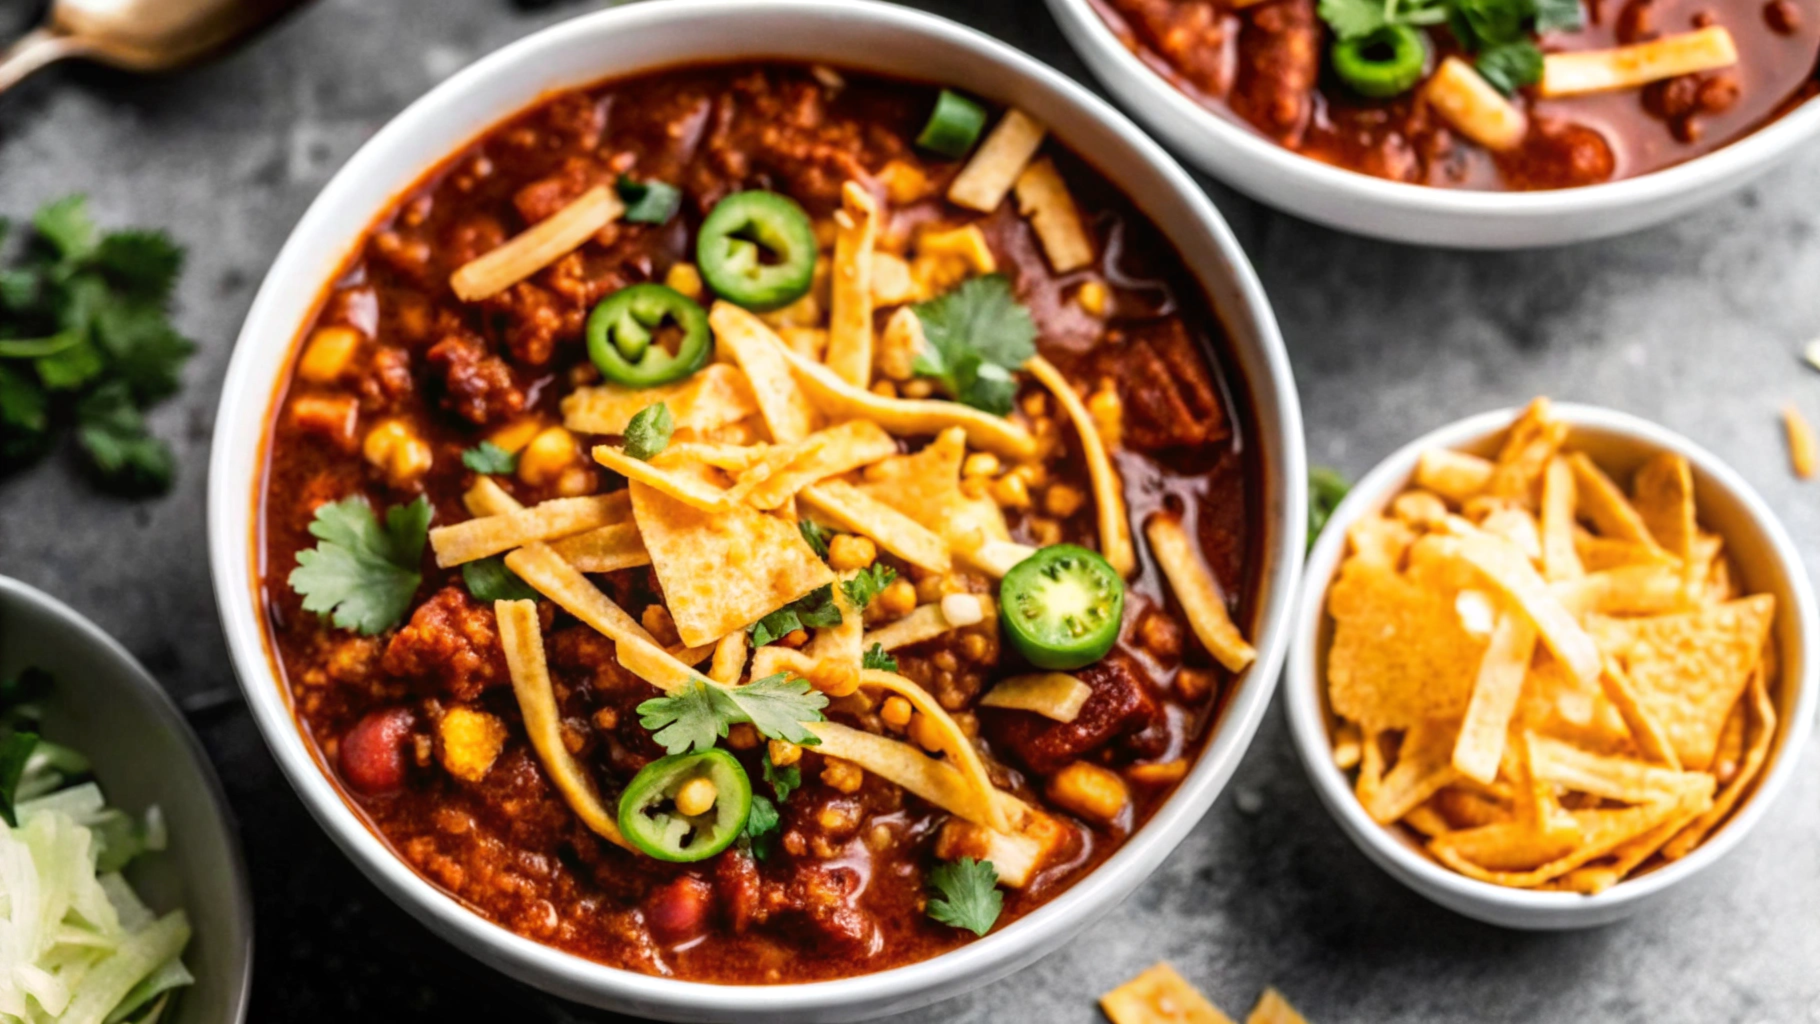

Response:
(1284, 402), (1818, 920)
(0, 574), (255, 1024)
(204, 0), (1308, 1014)
(1045, 0), (1820, 222)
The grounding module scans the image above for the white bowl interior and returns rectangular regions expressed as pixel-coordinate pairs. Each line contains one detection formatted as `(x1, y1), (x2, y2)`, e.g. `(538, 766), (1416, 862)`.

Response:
(205, 2), (1307, 1020)
(1286, 404), (1816, 929)
(1044, 0), (1820, 248)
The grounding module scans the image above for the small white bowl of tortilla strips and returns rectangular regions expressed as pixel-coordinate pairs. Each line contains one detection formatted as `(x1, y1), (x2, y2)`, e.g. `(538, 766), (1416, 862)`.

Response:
(1286, 399), (1817, 929)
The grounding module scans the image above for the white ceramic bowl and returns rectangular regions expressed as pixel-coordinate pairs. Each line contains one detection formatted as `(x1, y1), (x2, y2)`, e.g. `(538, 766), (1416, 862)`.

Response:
(205, 2), (1307, 1019)
(1285, 403), (1816, 929)
(1045, 0), (1820, 248)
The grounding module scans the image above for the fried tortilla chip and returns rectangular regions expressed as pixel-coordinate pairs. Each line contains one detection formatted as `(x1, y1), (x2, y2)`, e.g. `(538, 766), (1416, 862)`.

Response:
(1663, 662), (1777, 858)
(1632, 452), (1696, 567)
(857, 427), (1013, 568)
(1147, 513), (1255, 673)
(1550, 563), (1690, 617)
(1429, 529), (1603, 688)
(824, 181), (878, 387)
(1596, 655), (1682, 769)
(1539, 456), (1584, 581)
(798, 480), (952, 573)
(1526, 734), (1697, 802)
(736, 419), (897, 510)
(561, 362), (758, 437)
(1326, 560), (1486, 730)
(1453, 613), (1537, 784)
(1363, 718), (1460, 824)
(1569, 452), (1661, 551)
(1513, 653), (1635, 756)
(1030, 355), (1133, 576)
(429, 494), (629, 567)
(1485, 397), (1568, 504)
(1100, 963), (1236, 1024)
(711, 301), (820, 443)
(546, 521), (651, 573)
(978, 672), (1093, 723)
(1245, 988), (1309, 1024)
(1414, 448), (1493, 503)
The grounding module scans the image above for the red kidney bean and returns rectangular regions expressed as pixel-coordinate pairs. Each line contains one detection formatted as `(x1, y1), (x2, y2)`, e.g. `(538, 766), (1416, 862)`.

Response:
(339, 707), (415, 795)
(644, 876), (715, 945)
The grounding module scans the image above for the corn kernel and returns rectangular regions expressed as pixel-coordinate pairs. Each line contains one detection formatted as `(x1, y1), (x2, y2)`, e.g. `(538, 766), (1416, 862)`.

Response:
(960, 632), (991, 662)
(940, 593), (985, 627)
(900, 378), (935, 399)
(962, 452), (1000, 478)
(1076, 279), (1109, 317)
(1048, 762), (1129, 824)
(592, 707), (619, 731)
(674, 776), (718, 817)
(878, 160), (930, 205)
(880, 696), (914, 730)
(518, 426), (578, 486)
(991, 472), (1031, 509)
(915, 574), (948, 604)
(871, 379), (899, 399)
(828, 535), (877, 572)
(641, 604), (680, 646)
(298, 325), (362, 383)
(917, 224), (997, 274)
(1175, 667), (1216, 702)
(555, 465), (597, 497)
(768, 739), (802, 767)
(822, 758), (865, 794)
(1043, 483), (1087, 518)
(1125, 760), (1188, 786)
(870, 251), (919, 305)
(908, 712), (946, 754)
(664, 261), (704, 300)
(363, 419), (433, 484)
(810, 660), (861, 698)
(960, 476), (990, 500)
(437, 706), (507, 783)
(1021, 392), (1048, 419)
(878, 578), (917, 618)
(1087, 379), (1123, 451)
(727, 723), (760, 750)
(1028, 517), (1063, 546)
(489, 417), (543, 454)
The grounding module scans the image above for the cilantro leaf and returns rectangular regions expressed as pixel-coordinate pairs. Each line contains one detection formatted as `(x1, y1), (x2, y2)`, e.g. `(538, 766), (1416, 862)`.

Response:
(743, 793), (781, 860)
(926, 857), (1002, 936)
(0, 334), (79, 359)
(624, 402), (673, 460)
(840, 564), (897, 611)
(1308, 466), (1351, 552)
(863, 643), (899, 673)
(798, 519), (833, 560)
(0, 731), (39, 827)
(748, 585), (843, 646)
(1533, 0), (1584, 31)
(462, 441), (518, 475)
(288, 495), (430, 635)
(33, 196), (95, 262)
(637, 678), (741, 754)
(1476, 39), (1545, 94)
(0, 364), (48, 462)
(1449, 0), (1532, 49)
(724, 673), (828, 747)
(95, 230), (184, 303)
(617, 177), (683, 225)
(36, 338), (106, 391)
(1319, 0), (1389, 38)
(462, 555), (539, 603)
(762, 750), (801, 802)
(94, 302), (194, 402)
(75, 381), (174, 491)
(912, 275), (1036, 415)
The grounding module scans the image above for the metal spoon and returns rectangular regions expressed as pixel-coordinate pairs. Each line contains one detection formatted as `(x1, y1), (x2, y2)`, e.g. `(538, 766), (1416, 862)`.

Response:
(0, 0), (309, 96)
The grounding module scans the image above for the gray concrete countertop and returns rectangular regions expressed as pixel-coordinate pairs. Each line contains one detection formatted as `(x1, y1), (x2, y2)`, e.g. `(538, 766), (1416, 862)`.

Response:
(1, 0), (1815, 1020)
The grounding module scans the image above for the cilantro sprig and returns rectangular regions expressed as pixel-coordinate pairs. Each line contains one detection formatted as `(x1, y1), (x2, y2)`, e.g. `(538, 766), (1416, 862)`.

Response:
(840, 564), (897, 611)
(462, 555), (539, 603)
(617, 176), (683, 225)
(748, 584), (843, 646)
(288, 495), (432, 635)
(1308, 466), (1352, 552)
(0, 196), (193, 491)
(762, 750), (801, 802)
(1318, 0), (1581, 95)
(863, 643), (899, 672)
(462, 441), (517, 475)
(635, 673), (829, 756)
(926, 857), (1003, 936)
(911, 274), (1036, 416)
(798, 519), (833, 560)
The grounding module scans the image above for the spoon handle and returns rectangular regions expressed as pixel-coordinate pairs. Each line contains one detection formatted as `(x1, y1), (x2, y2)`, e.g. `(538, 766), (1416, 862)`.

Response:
(0, 27), (85, 96)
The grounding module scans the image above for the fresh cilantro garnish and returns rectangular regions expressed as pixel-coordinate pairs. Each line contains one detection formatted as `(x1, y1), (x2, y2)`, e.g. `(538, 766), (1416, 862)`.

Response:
(635, 673), (828, 755)
(0, 731), (38, 827)
(911, 274), (1035, 416)
(1308, 466), (1351, 552)
(1319, 0), (1448, 39)
(747, 585), (843, 646)
(462, 555), (539, 603)
(617, 176), (683, 225)
(863, 643), (899, 673)
(762, 750), (801, 802)
(1319, 0), (1567, 93)
(743, 793), (781, 860)
(624, 402), (673, 460)
(0, 196), (193, 492)
(798, 519), (833, 559)
(1475, 39), (1545, 94)
(840, 564), (897, 611)
(926, 857), (1002, 936)
(1533, 0), (1584, 31)
(462, 441), (517, 475)
(288, 495), (431, 635)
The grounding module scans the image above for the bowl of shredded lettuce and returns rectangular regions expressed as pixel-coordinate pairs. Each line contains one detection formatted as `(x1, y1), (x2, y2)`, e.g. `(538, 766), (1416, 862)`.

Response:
(0, 576), (250, 1024)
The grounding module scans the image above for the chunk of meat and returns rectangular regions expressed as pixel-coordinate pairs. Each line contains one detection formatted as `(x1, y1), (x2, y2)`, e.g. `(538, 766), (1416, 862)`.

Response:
(514, 155), (614, 226)
(715, 849), (763, 934)
(762, 863), (875, 951)
(644, 875), (716, 945)
(984, 651), (1162, 775)
(696, 72), (879, 209)
(382, 586), (510, 701)
(425, 332), (524, 425)
(1110, 321), (1229, 452)
(357, 345), (415, 412)
(1230, 0), (1319, 146)
(1496, 120), (1616, 191)
(1109, 0), (1233, 96)
(339, 706), (415, 795)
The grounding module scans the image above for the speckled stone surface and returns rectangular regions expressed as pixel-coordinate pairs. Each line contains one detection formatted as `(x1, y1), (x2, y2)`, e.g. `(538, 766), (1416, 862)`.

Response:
(1, 0), (1816, 1020)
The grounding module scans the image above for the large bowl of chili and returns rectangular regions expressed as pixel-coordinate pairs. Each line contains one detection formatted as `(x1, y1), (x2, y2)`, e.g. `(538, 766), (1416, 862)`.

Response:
(1047, 0), (1820, 247)
(205, 1), (1305, 1020)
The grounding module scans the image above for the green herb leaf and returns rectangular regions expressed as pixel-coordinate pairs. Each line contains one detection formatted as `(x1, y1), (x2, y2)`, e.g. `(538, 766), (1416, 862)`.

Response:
(798, 519), (833, 559)
(748, 584), (843, 646)
(32, 196), (95, 262)
(0, 364), (48, 462)
(840, 564), (897, 611)
(1475, 39), (1545, 94)
(1319, 0), (1390, 38)
(1449, 0), (1532, 49)
(912, 275), (1036, 415)
(724, 672), (828, 748)
(288, 495), (431, 635)
(1533, 0), (1583, 31)
(462, 555), (540, 603)
(637, 678), (741, 754)
(926, 857), (1002, 936)
(863, 642), (899, 673)
(35, 337), (105, 391)
(762, 750), (801, 802)
(0, 334), (79, 359)
(462, 441), (518, 475)
(75, 381), (174, 491)
(624, 402), (674, 460)
(617, 177), (684, 225)
(0, 731), (39, 827)
(95, 230), (184, 302)
(1308, 466), (1352, 551)
(742, 793), (781, 860)
(93, 301), (194, 403)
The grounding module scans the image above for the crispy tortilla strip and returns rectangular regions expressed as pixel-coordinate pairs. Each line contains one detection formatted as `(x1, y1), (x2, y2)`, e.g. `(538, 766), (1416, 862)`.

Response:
(933, 813), (1066, 890)
(1391, 490), (1450, 530)
(738, 420), (897, 510)
(1100, 963), (1236, 1024)
(1574, 529), (1675, 572)
(1540, 456), (1583, 581)
(561, 363), (757, 436)
(1244, 989), (1308, 1024)
(1415, 448), (1494, 503)
(861, 668), (1008, 832)
(972, 539), (1038, 578)
(1030, 355), (1133, 576)
(770, 328), (1037, 458)
(857, 427), (1014, 564)
(505, 543), (692, 683)
(1013, 157), (1093, 273)
(1425, 56), (1528, 151)
(978, 672), (1092, 722)
(464, 475), (526, 517)
(1354, 726), (1387, 809)
(1663, 664), (1777, 858)
(1785, 404), (1818, 479)
(1551, 563), (1689, 617)
(948, 108), (1047, 213)
(1590, 594), (1775, 769)
(495, 599), (635, 852)
(1327, 560), (1486, 730)
(806, 571), (867, 690)
(1569, 452), (1661, 551)
(629, 480), (833, 647)
(1527, 733), (1696, 802)
(1429, 530), (1603, 688)
(808, 720), (1010, 834)
(1147, 514), (1255, 672)
(1453, 613), (1538, 784)
(1632, 452), (1696, 568)
(1364, 718), (1459, 823)
(651, 440), (773, 473)
(1548, 798), (1707, 894)
(451, 185), (623, 302)
(1486, 397), (1568, 504)
(798, 480), (952, 573)
(1514, 653), (1634, 755)
(547, 522), (651, 573)
(1347, 514), (1418, 570)
(825, 181), (878, 387)
(710, 302), (819, 443)
(866, 601), (965, 652)
(430, 494), (628, 567)
(1430, 817), (1584, 871)
(1477, 507), (1542, 562)
(593, 445), (738, 512)
(1598, 655), (1683, 768)
(708, 630), (749, 684)
(1541, 26), (1738, 97)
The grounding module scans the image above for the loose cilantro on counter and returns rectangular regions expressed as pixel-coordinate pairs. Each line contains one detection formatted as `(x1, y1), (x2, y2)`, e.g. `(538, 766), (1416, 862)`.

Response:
(911, 274), (1036, 416)
(1308, 466), (1352, 552)
(636, 673), (828, 755)
(748, 584), (843, 646)
(0, 196), (194, 491)
(624, 401), (673, 460)
(289, 495), (432, 635)
(462, 441), (517, 475)
(926, 857), (1002, 936)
